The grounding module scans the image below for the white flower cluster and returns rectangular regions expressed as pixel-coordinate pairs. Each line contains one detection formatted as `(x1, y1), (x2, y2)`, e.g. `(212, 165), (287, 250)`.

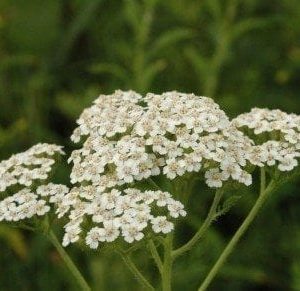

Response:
(233, 108), (300, 172)
(0, 144), (67, 222)
(69, 90), (254, 189)
(0, 143), (64, 192)
(59, 187), (186, 249)
(0, 183), (69, 222)
(1, 92), (299, 251)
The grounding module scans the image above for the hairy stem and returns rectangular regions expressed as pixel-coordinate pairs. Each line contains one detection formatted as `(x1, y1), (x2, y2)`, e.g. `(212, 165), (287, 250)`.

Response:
(172, 189), (223, 259)
(120, 252), (155, 291)
(48, 230), (91, 291)
(148, 239), (163, 274)
(198, 176), (276, 291)
(161, 234), (173, 291)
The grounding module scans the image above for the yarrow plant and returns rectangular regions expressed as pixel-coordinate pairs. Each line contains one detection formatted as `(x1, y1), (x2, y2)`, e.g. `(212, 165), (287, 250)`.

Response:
(0, 91), (299, 291)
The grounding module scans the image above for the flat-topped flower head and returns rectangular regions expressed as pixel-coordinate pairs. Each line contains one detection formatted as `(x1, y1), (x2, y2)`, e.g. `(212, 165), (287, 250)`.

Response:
(0, 143), (64, 192)
(0, 144), (68, 222)
(58, 187), (186, 249)
(0, 183), (69, 222)
(69, 90), (255, 189)
(233, 108), (300, 142)
(233, 108), (300, 172)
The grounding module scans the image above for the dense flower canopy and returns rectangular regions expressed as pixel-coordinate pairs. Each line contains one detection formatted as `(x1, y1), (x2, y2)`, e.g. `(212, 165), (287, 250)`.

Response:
(61, 90), (258, 248)
(1, 92), (299, 250)
(69, 90), (254, 189)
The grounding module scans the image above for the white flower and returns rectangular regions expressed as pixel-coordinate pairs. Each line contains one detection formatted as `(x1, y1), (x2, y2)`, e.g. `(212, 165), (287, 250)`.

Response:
(238, 171), (252, 186)
(205, 168), (224, 188)
(278, 156), (298, 171)
(86, 227), (106, 249)
(155, 191), (171, 207)
(167, 200), (187, 218)
(151, 216), (174, 234)
(116, 160), (139, 183)
(163, 158), (185, 179)
(220, 161), (242, 181)
(103, 221), (120, 242)
(62, 225), (81, 247)
(122, 225), (144, 243)
(35, 200), (51, 216)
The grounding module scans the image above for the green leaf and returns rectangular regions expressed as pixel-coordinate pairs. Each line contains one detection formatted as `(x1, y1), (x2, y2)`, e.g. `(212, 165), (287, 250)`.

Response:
(55, 87), (99, 119)
(55, 0), (103, 66)
(88, 62), (129, 82)
(205, 0), (222, 19)
(0, 55), (37, 71)
(216, 195), (242, 218)
(231, 16), (282, 40)
(185, 47), (209, 77)
(142, 59), (166, 90)
(123, 0), (141, 31)
(149, 28), (195, 59)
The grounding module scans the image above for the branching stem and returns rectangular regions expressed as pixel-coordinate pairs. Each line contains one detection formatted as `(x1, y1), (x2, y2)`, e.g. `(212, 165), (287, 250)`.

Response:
(120, 251), (155, 291)
(148, 239), (163, 274)
(198, 174), (277, 291)
(172, 189), (224, 259)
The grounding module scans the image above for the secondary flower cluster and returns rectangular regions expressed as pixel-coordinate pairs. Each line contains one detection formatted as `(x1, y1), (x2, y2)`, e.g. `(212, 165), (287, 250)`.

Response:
(0, 143), (64, 192)
(233, 108), (300, 172)
(60, 187), (186, 248)
(0, 183), (69, 222)
(69, 90), (254, 189)
(0, 144), (68, 223)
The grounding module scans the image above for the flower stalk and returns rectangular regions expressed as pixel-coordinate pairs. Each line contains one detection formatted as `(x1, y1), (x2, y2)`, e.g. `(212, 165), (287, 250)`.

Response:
(161, 234), (173, 291)
(172, 189), (223, 259)
(120, 251), (155, 291)
(148, 239), (163, 274)
(48, 230), (91, 291)
(198, 170), (277, 291)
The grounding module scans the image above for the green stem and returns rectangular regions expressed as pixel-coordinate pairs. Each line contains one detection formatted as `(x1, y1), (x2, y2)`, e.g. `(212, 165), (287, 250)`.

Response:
(260, 167), (266, 194)
(172, 189), (223, 259)
(120, 252), (155, 291)
(148, 239), (163, 274)
(198, 178), (277, 291)
(161, 234), (173, 291)
(48, 230), (91, 291)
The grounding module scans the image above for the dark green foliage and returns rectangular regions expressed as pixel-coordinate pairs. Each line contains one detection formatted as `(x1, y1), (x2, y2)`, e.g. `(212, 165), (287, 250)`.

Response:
(0, 0), (299, 290)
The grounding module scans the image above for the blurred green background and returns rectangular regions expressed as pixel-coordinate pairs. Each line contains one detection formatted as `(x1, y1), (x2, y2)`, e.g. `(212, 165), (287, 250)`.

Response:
(0, 0), (300, 290)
